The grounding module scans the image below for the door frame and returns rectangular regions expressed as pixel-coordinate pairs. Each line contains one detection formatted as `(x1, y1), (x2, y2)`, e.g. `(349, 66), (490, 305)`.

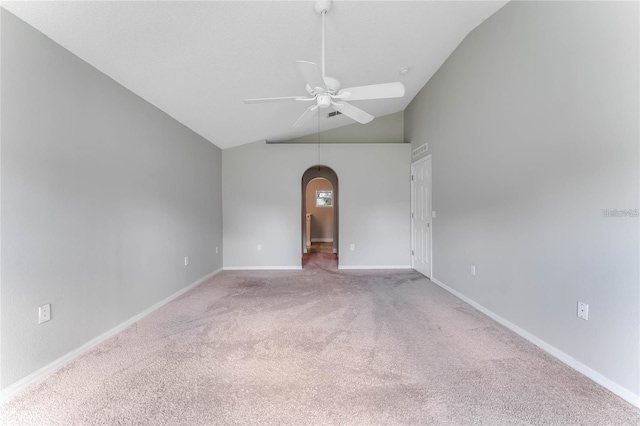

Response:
(301, 166), (339, 266)
(410, 154), (432, 278)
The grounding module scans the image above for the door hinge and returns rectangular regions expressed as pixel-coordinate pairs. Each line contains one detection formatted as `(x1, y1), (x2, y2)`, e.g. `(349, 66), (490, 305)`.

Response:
(411, 174), (415, 181)
(411, 250), (414, 256)
(411, 212), (415, 219)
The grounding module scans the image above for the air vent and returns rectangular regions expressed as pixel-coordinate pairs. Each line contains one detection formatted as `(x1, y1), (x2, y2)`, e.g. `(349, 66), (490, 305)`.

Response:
(412, 143), (428, 158)
(327, 111), (342, 118)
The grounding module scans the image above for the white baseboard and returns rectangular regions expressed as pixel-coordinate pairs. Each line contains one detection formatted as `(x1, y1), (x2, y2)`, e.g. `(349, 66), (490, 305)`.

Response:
(310, 238), (333, 243)
(0, 268), (222, 404)
(430, 276), (640, 409)
(338, 265), (412, 270)
(223, 266), (302, 271)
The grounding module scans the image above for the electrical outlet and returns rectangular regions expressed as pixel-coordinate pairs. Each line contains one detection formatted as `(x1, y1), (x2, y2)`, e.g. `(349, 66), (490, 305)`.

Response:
(470, 265), (476, 276)
(350, 244), (355, 251)
(215, 247), (219, 254)
(184, 256), (190, 266)
(257, 244), (262, 251)
(38, 304), (51, 324)
(577, 302), (589, 320)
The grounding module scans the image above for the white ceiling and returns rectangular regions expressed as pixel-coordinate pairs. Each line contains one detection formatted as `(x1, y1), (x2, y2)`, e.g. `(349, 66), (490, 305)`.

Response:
(2, 1), (508, 149)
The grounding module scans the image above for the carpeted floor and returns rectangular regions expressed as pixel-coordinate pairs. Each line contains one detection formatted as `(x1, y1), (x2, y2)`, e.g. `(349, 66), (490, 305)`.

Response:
(2, 263), (639, 425)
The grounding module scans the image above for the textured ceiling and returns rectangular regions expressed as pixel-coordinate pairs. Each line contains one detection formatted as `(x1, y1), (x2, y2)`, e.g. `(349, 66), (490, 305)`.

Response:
(2, 1), (508, 149)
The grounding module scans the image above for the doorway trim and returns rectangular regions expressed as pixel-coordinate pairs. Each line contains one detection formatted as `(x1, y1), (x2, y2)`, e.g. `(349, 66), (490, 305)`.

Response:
(410, 154), (432, 278)
(301, 166), (339, 267)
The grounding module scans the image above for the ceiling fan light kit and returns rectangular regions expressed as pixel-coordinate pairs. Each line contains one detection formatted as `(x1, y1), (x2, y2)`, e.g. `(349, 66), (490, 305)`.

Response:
(244, 0), (405, 128)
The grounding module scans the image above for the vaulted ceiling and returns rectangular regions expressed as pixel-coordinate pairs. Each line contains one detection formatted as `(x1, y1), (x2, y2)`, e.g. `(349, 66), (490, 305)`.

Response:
(2, 1), (508, 149)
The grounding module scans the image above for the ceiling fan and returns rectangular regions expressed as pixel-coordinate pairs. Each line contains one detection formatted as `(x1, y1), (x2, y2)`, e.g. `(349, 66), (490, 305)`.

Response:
(244, 0), (405, 128)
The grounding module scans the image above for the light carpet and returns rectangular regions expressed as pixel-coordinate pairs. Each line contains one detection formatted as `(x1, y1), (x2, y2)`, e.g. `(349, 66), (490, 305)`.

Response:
(2, 263), (639, 425)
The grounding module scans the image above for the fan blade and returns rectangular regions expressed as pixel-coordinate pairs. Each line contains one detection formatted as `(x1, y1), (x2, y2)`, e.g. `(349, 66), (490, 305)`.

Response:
(332, 101), (374, 124)
(295, 60), (326, 92)
(337, 82), (405, 101)
(244, 96), (312, 104)
(292, 105), (319, 128)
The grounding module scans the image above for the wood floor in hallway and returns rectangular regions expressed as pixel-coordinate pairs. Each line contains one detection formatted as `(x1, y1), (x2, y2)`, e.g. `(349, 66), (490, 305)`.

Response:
(303, 242), (337, 269)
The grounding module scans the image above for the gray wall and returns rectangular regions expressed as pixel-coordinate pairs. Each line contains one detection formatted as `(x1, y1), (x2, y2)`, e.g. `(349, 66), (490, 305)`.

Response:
(306, 179), (334, 241)
(223, 141), (410, 268)
(279, 112), (404, 144)
(1, 11), (223, 389)
(405, 1), (639, 396)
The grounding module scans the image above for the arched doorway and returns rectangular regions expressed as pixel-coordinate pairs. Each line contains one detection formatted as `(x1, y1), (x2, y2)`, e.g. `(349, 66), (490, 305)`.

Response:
(301, 166), (338, 268)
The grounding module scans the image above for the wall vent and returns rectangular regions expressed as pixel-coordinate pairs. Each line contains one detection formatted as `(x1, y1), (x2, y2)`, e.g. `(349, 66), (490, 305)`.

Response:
(412, 143), (428, 158)
(327, 111), (342, 118)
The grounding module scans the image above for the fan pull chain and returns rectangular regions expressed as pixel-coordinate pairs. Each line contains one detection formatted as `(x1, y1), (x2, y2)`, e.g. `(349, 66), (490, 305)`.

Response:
(317, 105), (321, 164)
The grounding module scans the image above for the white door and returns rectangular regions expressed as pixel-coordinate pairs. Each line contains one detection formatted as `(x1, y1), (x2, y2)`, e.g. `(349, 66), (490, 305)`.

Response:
(411, 155), (432, 278)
